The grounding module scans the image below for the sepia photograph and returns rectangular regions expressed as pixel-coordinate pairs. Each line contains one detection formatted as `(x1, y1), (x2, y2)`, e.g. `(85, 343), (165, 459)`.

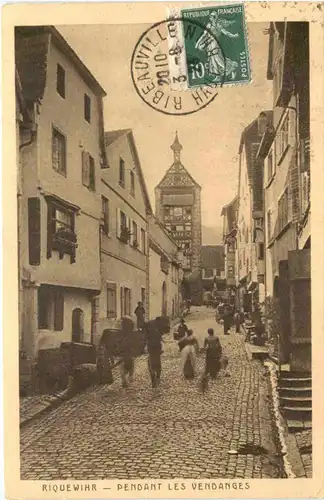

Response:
(4, 1), (321, 496)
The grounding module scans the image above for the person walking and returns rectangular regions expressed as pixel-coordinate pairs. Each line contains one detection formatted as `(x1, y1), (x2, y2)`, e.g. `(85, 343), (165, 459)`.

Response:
(134, 301), (145, 331)
(97, 337), (114, 385)
(223, 305), (231, 335)
(234, 310), (241, 334)
(178, 329), (199, 379)
(145, 319), (163, 388)
(175, 318), (188, 345)
(204, 328), (222, 379)
(119, 316), (135, 388)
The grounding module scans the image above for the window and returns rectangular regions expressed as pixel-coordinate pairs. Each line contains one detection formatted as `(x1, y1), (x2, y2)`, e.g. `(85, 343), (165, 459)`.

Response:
(258, 243), (264, 260)
(132, 220), (138, 247)
(204, 268), (214, 278)
(54, 206), (73, 233)
(277, 114), (289, 161)
(84, 93), (91, 123)
(52, 127), (66, 175)
(118, 210), (129, 243)
(171, 225), (176, 232)
(119, 158), (125, 187)
(101, 196), (109, 235)
(267, 210), (272, 242)
(38, 286), (51, 329)
(56, 64), (65, 98)
(141, 228), (146, 254)
(47, 199), (77, 263)
(278, 189), (289, 233)
(107, 283), (117, 318)
(53, 290), (64, 331)
(130, 170), (135, 196)
(216, 270), (221, 277)
(38, 287), (64, 331)
(121, 287), (131, 316)
(82, 151), (95, 190)
(267, 151), (273, 182)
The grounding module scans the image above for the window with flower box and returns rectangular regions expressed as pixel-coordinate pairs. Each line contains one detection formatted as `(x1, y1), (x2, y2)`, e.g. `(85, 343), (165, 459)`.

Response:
(46, 197), (77, 263)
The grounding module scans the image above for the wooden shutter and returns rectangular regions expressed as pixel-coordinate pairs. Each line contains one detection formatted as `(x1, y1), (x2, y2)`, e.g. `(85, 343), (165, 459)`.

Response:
(46, 201), (56, 259)
(120, 286), (124, 316)
(54, 290), (64, 331)
(129, 288), (132, 316)
(28, 197), (41, 266)
(116, 208), (121, 238)
(82, 151), (90, 186)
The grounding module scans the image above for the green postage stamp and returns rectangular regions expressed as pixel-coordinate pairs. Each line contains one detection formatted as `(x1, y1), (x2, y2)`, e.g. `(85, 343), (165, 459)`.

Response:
(180, 4), (251, 87)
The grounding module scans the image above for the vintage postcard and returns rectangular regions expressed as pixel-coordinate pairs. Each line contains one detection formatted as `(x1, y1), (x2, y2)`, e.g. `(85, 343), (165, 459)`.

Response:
(3, 1), (324, 499)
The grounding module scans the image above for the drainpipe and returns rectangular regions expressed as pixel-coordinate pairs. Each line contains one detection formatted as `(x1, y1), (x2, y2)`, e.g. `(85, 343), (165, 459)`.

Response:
(18, 123), (37, 352)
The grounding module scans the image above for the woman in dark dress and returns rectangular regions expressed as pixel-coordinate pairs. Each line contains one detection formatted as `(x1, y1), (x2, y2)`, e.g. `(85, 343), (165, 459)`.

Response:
(204, 328), (222, 379)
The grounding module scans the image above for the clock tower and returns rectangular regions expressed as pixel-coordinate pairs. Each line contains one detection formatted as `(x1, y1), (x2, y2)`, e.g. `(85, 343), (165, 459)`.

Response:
(155, 133), (202, 303)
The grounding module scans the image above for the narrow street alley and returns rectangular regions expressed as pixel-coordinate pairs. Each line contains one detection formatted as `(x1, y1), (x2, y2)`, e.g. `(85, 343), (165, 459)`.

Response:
(20, 307), (284, 480)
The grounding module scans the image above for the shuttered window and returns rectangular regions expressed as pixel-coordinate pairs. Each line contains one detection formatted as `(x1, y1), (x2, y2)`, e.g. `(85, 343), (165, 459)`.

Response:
(28, 197), (41, 266)
(120, 287), (131, 316)
(38, 286), (51, 330)
(52, 127), (66, 175)
(53, 290), (64, 331)
(101, 197), (109, 235)
(107, 282), (117, 318)
(82, 151), (95, 191)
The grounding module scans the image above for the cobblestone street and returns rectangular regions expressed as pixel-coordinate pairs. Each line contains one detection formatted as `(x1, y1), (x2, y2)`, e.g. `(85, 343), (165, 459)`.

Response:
(20, 307), (284, 480)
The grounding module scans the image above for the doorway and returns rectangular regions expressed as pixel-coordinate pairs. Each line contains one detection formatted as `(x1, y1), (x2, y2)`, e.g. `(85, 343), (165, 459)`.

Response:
(72, 308), (84, 342)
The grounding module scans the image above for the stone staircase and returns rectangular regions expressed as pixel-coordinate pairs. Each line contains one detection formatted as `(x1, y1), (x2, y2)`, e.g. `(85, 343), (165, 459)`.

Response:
(278, 371), (312, 432)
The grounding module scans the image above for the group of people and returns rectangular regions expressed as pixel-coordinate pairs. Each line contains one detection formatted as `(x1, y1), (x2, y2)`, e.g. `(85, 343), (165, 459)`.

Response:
(176, 319), (224, 382)
(216, 302), (246, 336)
(98, 300), (229, 391)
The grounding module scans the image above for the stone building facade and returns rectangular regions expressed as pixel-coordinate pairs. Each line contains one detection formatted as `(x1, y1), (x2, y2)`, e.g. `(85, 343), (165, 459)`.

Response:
(16, 26), (107, 360)
(148, 215), (182, 320)
(259, 22), (311, 371)
(98, 129), (151, 342)
(155, 133), (202, 303)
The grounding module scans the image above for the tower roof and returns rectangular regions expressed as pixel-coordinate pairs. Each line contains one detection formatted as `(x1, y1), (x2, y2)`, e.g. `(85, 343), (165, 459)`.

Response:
(171, 131), (183, 153)
(156, 133), (200, 189)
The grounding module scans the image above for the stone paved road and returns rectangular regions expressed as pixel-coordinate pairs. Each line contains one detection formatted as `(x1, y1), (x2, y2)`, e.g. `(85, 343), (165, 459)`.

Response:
(20, 307), (284, 480)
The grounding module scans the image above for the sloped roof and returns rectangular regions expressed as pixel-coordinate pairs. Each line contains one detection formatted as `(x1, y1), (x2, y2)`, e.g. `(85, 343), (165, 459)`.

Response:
(15, 26), (106, 103)
(104, 129), (153, 214)
(201, 246), (224, 271)
(104, 129), (130, 146)
(156, 161), (200, 189)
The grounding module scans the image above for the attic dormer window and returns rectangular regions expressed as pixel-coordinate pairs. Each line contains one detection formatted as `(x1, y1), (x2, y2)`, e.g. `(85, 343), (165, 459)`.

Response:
(56, 64), (65, 99)
(84, 93), (91, 123)
(130, 170), (135, 196)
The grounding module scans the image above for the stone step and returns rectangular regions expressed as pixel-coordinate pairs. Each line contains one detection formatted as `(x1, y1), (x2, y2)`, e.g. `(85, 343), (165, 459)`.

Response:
(279, 386), (312, 394)
(279, 377), (312, 388)
(287, 419), (312, 432)
(282, 406), (312, 420)
(280, 371), (311, 378)
(280, 396), (312, 408)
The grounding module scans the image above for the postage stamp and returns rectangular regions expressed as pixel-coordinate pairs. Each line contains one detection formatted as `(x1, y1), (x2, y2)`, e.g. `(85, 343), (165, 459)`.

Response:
(181, 4), (251, 87)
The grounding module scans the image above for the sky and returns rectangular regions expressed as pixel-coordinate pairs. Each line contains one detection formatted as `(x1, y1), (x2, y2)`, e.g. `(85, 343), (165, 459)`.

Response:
(59, 22), (272, 235)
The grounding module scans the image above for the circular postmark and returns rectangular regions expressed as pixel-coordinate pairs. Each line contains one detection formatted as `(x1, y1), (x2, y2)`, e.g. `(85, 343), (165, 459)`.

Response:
(130, 17), (226, 116)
